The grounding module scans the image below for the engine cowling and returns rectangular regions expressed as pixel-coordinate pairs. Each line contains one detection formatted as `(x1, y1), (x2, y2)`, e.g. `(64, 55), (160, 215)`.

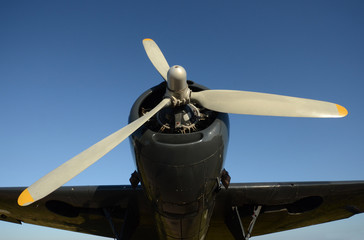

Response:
(128, 81), (229, 240)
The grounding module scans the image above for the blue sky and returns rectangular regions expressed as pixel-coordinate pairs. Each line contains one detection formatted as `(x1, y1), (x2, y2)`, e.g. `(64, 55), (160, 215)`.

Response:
(1, 1), (364, 239)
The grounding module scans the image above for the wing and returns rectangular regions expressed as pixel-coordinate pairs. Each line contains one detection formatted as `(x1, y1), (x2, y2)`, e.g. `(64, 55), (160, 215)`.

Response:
(206, 181), (364, 240)
(0, 185), (158, 239)
(2, 182), (364, 240)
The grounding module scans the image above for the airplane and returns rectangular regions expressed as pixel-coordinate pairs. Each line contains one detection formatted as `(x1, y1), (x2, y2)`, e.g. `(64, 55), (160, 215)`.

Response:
(0, 38), (363, 240)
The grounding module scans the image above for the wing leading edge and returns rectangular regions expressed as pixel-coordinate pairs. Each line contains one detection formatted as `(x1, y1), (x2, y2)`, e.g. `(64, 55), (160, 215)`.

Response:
(0, 185), (158, 239)
(206, 181), (364, 239)
(1, 181), (364, 240)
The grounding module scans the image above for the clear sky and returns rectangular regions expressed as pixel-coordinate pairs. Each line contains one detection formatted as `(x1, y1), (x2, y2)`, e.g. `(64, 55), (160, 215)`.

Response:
(1, 1), (364, 239)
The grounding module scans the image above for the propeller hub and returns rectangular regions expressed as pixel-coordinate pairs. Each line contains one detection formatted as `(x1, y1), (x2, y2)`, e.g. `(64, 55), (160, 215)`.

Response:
(167, 65), (187, 92)
(165, 65), (191, 107)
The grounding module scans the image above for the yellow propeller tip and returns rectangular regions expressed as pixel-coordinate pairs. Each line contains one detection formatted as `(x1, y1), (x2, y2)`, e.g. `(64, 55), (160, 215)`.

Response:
(336, 104), (348, 117)
(143, 38), (153, 41)
(18, 189), (34, 206)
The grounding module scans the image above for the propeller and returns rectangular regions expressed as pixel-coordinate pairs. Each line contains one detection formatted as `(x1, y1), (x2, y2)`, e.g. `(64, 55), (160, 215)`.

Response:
(143, 38), (170, 81)
(190, 90), (347, 118)
(18, 98), (171, 206)
(18, 38), (347, 206)
(143, 38), (347, 118)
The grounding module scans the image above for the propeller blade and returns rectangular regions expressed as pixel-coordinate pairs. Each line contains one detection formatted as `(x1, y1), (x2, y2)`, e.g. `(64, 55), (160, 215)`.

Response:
(191, 90), (347, 118)
(18, 98), (171, 206)
(143, 38), (170, 81)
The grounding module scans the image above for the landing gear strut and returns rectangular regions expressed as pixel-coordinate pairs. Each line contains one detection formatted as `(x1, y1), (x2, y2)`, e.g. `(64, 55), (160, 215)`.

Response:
(232, 205), (262, 240)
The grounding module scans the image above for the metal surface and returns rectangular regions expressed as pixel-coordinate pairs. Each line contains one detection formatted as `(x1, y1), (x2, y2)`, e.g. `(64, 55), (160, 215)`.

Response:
(18, 98), (171, 207)
(143, 38), (170, 81)
(191, 90), (347, 118)
(167, 65), (188, 91)
(1, 181), (364, 239)
(165, 65), (191, 107)
(129, 81), (229, 240)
